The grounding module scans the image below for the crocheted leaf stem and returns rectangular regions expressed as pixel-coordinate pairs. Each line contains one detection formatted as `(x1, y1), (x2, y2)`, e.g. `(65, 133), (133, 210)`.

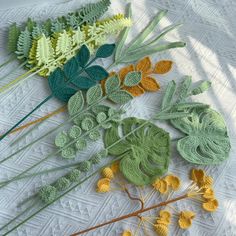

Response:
(112, 7), (185, 68)
(0, 44), (113, 142)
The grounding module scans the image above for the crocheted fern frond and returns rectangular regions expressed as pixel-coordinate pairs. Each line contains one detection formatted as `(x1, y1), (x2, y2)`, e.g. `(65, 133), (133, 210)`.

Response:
(15, 29), (32, 60)
(7, 23), (21, 53)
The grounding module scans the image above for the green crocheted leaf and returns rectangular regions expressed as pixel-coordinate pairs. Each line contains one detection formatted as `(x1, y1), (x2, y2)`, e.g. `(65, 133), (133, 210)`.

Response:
(81, 117), (96, 131)
(86, 84), (103, 105)
(171, 108), (231, 165)
(15, 29), (32, 59)
(161, 80), (176, 109)
(68, 91), (84, 116)
(69, 126), (82, 139)
(26, 18), (36, 32)
(78, 0), (111, 24)
(124, 71), (142, 87)
(96, 112), (107, 123)
(76, 44), (90, 67)
(89, 130), (101, 141)
(92, 104), (110, 114)
(75, 138), (87, 151)
(55, 131), (70, 148)
(85, 65), (108, 81)
(191, 81), (211, 95)
(95, 43), (116, 58)
(177, 76), (192, 101)
(108, 90), (133, 104)
(8, 23), (21, 53)
(66, 13), (80, 30)
(61, 146), (76, 159)
(105, 75), (120, 94)
(104, 117), (170, 186)
(51, 20), (65, 33)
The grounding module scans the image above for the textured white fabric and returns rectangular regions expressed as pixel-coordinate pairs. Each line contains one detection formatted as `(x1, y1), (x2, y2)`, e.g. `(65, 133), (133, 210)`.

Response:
(0, 0), (236, 235)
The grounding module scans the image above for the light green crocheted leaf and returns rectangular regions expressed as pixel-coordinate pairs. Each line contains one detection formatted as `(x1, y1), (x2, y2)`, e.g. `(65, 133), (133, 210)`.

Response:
(177, 76), (192, 101)
(68, 91), (84, 116)
(86, 84), (103, 105)
(161, 80), (176, 109)
(108, 90), (133, 104)
(191, 81), (211, 95)
(75, 138), (87, 151)
(72, 28), (86, 46)
(91, 104), (110, 114)
(81, 117), (95, 131)
(105, 75), (120, 94)
(51, 20), (65, 33)
(61, 146), (76, 159)
(73, 112), (95, 126)
(104, 117), (170, 186)
(8, 23), (21, 53)
(96, 112), (107, 123)
(89, 130), (101, 141)
(69, 126), (82, 139)
(55, 131), (70, 147)
(171, 108), (231, 165)
(124, 71), (142, 87)
(15, 29), (32, 59)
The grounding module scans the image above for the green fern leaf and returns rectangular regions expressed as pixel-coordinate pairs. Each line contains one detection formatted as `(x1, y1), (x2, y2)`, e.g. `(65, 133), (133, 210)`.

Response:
(7, 23), (21, 53)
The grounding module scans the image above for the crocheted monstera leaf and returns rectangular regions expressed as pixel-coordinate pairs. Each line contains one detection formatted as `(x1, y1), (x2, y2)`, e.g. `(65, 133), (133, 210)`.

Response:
(104, 117), (170, 186)
(171, 108), (231, 165)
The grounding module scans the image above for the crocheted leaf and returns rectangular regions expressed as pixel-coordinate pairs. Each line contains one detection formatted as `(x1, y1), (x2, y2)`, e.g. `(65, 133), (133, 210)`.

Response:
(68, 91), (84, 116)
(115, 3), (132, 61)
(191, 81), (211, 95)
(108, 90), (133, 104)
(104, 117), (170, 185)
(95, 44), (116, 58)
(161, 80), (176, 109)
(55, 131), (70, 148)
(76, 45), (90, 67)
(72, 28), (86, 46)
(15, 29), (32, 59)
(171, 108), (231, 165)
(124, 71), (142, 87)
(26, 18), (36, 32)
(8, 23), (21, 53)
(51, 20), (65, 33)
(177, 76), (192, 101)
(78, 0), (111, 24)
(86, 84), (103, 105)
(105, 75), (120, 94)
(85, 65), (108, 81)
(63, 57), (79, 79)
(72, 76), (96, 89)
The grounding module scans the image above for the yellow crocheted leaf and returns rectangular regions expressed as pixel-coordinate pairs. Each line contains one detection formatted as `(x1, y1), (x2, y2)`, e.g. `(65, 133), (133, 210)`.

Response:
(72, 28), (86, 46)
(140, 76), (160, 92)
(110, 161), (120, 174)
(119, 64), (135, 82)
(124, 85), (145, 97)
(202, 199), (218, 212)
(136, 56), (152, 75)
(154, 60), (173, 74)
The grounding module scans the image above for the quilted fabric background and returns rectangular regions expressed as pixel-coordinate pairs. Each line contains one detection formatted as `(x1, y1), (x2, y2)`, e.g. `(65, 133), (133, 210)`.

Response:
(0, 0), (236, 235)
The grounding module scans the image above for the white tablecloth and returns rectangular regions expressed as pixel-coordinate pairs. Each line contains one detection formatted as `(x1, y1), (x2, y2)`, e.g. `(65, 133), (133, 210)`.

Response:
(0, 0), (235, 235)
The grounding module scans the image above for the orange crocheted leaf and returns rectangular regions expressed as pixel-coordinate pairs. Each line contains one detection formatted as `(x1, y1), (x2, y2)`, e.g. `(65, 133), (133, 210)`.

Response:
(119, 64), (135, 82)
(154, 60), (173, 74)
(140, 76), (160, 92)
(124, 85), (145, 97)
(136, 57), (152, 75)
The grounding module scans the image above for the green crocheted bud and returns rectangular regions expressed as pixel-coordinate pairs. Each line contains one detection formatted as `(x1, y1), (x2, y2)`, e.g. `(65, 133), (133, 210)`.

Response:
(75, 138), (87, 151)
(39, 185), (57, 203)
(69, 125), (82, 139)
(81, 117), (95, 131)
(90, 153), (102, 164)
(88, 130), (101, 141)
(78, 160), (91, 172)
(54, 177), (71, 191)
(61, 146), (76, 159)
(66, 169), (81, 182)
(96, 112), (107, 123)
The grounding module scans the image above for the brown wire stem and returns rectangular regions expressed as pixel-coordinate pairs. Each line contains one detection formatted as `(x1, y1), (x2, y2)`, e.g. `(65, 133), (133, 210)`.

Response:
(70, 193), (188, 236)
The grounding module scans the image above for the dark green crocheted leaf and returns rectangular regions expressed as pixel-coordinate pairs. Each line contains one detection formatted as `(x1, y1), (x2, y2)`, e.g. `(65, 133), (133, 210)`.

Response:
(171, 107), (231, 165)
(95, 43), (116, 58)
(8, 23), (21, 53)
(72, 76), (96, 90)
(85, 65), (108, 81)
(76, 45), (90, 67)
(104, 117), (170, 186)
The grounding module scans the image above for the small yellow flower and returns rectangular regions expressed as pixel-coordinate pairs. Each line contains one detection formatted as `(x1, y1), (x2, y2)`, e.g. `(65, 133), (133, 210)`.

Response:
(164, 175), (181, 190)
(159, 210), (171, 224)
(202, 199), (219, 212)
(202, 187), (215, 199)
(110, 161), (120, 174)
(96, 178), (111, 193)
(154, 223), (168, 236)
(190, 168), (205, 187)
(152, 178), (169, 194)
(178, 211), (195, 229)
(122, 230), (132, 236)
(102, 167), (114, 179)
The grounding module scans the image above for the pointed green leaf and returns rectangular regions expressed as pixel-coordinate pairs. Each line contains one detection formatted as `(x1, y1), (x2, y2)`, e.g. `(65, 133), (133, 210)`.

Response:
(191, 81), (211, 95)
(86, 84), (103, 105)
(68, 91), (84, 116)
(76, 45), (90, 67)
(108, 90), (133, 104)
(85, 65), (108, 81)
(173, 102), (209, 110)
(155, 112), (190, 120)
(124, 71), (142, 87)
(177, 76), (192, 101)
(105, 75), (120, 94)
(63, 57), (79, 79)
(96, 44), (116, 58)
(72, 76), (96, 90)
(161, 80), (176, 109)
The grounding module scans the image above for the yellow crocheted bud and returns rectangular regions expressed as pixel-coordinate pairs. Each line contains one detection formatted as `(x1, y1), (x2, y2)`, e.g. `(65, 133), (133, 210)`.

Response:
(202, 199), (218, 212)
(178, 211), (195, 229)
(203, 187), (215, 199)
(152, 178), (161, 190)
(154, 223), (168, 236)
(190, 168), (205, 187)
(110, 161), (120, 174)
(164, 175), (181, 190)
(96, 178), (111, 193)
(159, 179), (169, 194)
(122, 230), (132, 236)
(102, 167), (114, 179)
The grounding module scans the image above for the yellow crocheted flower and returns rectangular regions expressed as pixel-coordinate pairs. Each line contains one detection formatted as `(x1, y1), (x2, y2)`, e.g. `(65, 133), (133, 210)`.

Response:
(154, 223), (168, 236)
(202, 199), (218, 212)
(152, 178), (168, 194)
(202, 187), (215, 199)
(96, 178), (111, 193)
(110, 161), (120, 174)
(164, 175), (181, 190)
(178, 211), (195, 229)
(102, 167), (114, 179)
(122, 230), (132, 236)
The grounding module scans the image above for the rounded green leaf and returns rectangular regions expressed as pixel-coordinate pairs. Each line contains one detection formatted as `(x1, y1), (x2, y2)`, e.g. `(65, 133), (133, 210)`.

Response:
(69, 125), (82, 139)
(104, 117), (170, 186)
(95, 44), (116, 58)
(89, 130), (101, 141)
(86, 84), (103, 105)
(68, 91), (84, 116)
(75, 138), (87, 151)
(61, 147), (76, 159)
(81, 117), (95, 131)
(96, 112), (107, 123)
(55, 131), (70, 147)
(124, 71), (142, 87)
(108, 90), (133, 104)
(171, 108), (231, 165)
(105, 75), (120, 94)
(85, 65), (108, 81)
